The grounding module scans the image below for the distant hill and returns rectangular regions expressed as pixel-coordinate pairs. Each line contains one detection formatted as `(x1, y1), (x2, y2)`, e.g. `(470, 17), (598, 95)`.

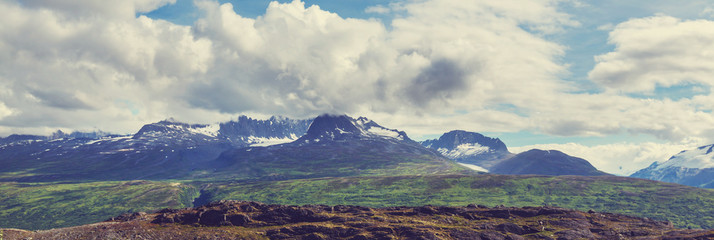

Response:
(490, 149), (609, 176)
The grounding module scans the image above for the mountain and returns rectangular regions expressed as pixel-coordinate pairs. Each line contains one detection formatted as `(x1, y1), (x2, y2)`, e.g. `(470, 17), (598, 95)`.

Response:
(0, 116), (311, 181)
(49, 130), (113, 140)
(489, 149), (609, 176)
(296, 115), (410, 143)
(211, 114), (469, 180)
(631, 144), (714, 188)
(0, 134), (45, 145)
(132, 116), (312, 147)
(421, 130), (512, 171)
(219, 116), (311, 146)
(4, 200), (712, 240)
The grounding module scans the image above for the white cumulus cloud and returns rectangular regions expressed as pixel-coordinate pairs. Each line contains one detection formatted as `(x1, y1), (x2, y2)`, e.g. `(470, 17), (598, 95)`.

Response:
(3, 0), (713, 161)
(589, 16), (714, 93)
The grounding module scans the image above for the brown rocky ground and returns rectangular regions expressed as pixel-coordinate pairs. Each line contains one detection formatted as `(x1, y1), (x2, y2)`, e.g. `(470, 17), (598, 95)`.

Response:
(2, 200), (713, 240)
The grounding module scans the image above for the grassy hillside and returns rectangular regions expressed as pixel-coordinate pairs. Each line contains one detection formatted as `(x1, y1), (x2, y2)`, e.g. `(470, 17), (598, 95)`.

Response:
(2, 174), (713, 230)
(0, 181), (198, 230)
(202, 174), (714, 229)
(208, 142), (472, 181)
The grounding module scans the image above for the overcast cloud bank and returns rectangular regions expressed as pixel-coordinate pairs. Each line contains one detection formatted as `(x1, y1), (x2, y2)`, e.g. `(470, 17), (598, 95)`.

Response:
(2, 0), (714, 175)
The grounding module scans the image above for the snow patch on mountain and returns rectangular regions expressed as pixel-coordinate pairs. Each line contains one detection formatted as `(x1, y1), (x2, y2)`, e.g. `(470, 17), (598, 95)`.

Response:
(353, 117), (406, 140)
(160, 122), (219, 137)
(188, 124), (220, 137)
(456, 162), (489, 172)
(657, 145), (714, 170)
(84, 136), (132, 145)
(297, 115), (410, 143)
(246, 135), (299, 147)
(437, 143), (490, 159)
(365, 126), (404, 140)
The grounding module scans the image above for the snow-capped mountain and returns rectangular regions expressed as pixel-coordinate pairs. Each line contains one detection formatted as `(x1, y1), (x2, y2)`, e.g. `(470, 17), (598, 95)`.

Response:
(0, 116), (312, 181)
(130, 116), (311, 147)
(49, 130), (113, 140)
(132, 119), (222, 145)
(421, 130), (512, 171)
(631, 144), (714, 188)
(219, 116), (311, 146)
(296, 114), (410, 144)
(211, 114), (466, 180)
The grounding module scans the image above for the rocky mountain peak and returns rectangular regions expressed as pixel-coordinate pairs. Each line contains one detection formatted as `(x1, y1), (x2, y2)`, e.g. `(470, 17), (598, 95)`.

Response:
(421, 130), (512, 170)
(296, 114), (409, 143)
(426, 130), (508, 152)
(303, 114), (361, 139)
(132, 120), (218, 140)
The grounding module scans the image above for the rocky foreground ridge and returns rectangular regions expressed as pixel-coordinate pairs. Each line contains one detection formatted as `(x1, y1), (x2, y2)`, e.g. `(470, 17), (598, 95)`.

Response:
(3, 201), (713, 240)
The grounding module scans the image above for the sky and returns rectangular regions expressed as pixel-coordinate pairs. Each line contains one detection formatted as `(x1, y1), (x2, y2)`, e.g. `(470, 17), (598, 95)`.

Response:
(2, 0), (714, 175)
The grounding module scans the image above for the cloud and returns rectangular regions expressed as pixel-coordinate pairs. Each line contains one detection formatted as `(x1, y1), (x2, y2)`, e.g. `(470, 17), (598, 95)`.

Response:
(189, 0), (391, 116)
(510, 140), (702, 176)
(20, 0), (176, 19)
(6, 0), (712, 150)
(0, 0), (215, 134)
(29, 90), (94, 110)
(187, 0), (575, 117)
(365, 5), (390, 14)
(404, 59), (467, 107)
(589, 16), (714, 93)
(0, 102), (13, 119)
(703, 7), (714, 18)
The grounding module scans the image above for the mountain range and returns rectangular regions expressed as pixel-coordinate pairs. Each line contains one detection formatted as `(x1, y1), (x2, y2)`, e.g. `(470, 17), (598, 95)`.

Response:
(0, 114), (614, 182)
(209, 114), (467, 180)
(0, 116), (311, 181)
(2, 113), (714, 231)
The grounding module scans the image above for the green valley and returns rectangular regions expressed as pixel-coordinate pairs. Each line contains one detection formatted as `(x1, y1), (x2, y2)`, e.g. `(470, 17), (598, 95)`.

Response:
(0, 181), (198, 230)
(3, 174), (714, 230)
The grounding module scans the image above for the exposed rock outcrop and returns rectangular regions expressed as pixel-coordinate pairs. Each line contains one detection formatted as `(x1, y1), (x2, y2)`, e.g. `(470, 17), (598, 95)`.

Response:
(4, 200), (712, 240)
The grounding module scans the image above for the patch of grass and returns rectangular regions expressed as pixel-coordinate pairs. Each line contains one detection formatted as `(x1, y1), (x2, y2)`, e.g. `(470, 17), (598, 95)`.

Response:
(207, 143), (473, 181)
(3, 174), (713, 230)
(202, 174), (714, 229)
(0, 181), (197, 230)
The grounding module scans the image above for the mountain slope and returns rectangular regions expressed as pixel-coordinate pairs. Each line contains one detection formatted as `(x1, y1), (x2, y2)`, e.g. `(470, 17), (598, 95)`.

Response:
(632, 144), (714, 188)
(219, 116), (311, 146)
(211, 114), (469, 180)
(0, 116), (311, 181)
(490, 149), (609, 176)
(422, 130), (512, 170)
